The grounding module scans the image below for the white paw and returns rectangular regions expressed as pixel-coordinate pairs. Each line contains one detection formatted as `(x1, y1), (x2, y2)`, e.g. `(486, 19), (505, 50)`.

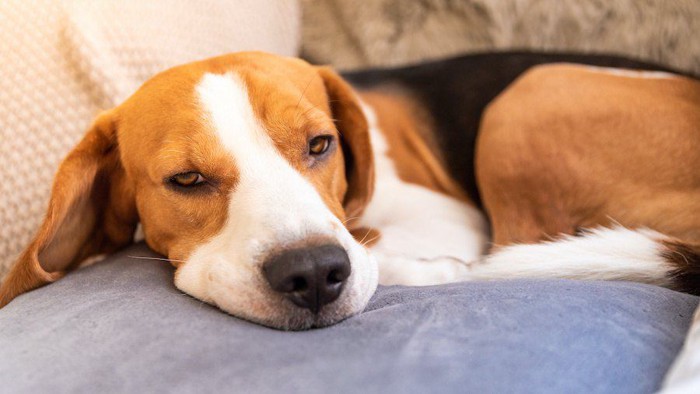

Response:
(376, 253), (471, 286)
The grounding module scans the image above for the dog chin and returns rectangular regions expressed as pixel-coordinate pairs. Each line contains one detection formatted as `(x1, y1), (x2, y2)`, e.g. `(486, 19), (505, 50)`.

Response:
(240, 304), (361, 331)
(211, 268), (377, 330)
(212, 290), (372, 330)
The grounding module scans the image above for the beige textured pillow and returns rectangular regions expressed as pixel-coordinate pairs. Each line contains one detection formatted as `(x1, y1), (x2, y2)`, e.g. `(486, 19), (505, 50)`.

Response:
(0, 0), (300, 280)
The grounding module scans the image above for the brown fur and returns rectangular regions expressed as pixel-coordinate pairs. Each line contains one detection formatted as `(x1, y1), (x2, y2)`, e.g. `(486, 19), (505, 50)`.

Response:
(360, 91), (470, 201)
(0, 111), (138, 307)
(316, 67), (375, 220)
(477, 64), (700, 246)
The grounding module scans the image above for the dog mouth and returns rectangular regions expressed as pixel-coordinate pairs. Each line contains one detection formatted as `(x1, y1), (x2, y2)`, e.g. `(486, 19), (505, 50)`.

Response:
(253, 268), (376, 330)
(209, 284), (367, 331)
(175, 232), (379, 330)
(202, 253), (377, 330)
(251, 302), (361, 331)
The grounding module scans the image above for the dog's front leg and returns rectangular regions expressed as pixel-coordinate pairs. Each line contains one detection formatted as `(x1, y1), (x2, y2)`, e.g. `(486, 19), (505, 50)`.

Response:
(374, 252), (472, 286)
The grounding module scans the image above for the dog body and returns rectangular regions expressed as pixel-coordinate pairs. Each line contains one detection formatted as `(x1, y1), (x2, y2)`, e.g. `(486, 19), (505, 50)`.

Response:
(348, 53), (700, 289)
(2, 52), (700, 329)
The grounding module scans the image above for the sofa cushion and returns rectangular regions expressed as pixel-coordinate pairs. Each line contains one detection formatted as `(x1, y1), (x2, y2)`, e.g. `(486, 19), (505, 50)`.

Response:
(0, 243), (696, 393)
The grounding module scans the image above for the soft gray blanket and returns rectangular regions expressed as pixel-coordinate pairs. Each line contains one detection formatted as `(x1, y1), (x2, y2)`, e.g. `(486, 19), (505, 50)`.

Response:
(1, 243), (697, 393)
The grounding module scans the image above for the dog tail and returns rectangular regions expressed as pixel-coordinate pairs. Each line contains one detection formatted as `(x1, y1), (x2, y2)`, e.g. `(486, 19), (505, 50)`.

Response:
(469, 226), (700, 294)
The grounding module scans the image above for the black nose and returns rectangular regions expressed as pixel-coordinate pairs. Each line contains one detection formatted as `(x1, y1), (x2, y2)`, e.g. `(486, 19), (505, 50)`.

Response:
(263, 244), (351, 314)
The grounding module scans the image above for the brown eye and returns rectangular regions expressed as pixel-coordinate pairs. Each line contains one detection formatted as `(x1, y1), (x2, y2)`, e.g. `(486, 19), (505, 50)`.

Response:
(309, 135), (332, 155)
(170, 172), (205, 187)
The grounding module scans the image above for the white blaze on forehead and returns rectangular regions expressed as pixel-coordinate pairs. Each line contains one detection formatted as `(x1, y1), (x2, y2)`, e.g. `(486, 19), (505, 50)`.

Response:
(196, 72), (284, 175)
(195, 72), (335, 243)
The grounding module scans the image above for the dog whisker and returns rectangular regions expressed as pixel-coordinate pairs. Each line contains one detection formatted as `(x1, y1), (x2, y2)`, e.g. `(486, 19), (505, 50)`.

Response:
(359, 229), (380, 246)
(358, 230), (370, 244)
(361, 234), (380, 247)
(342, 216), (360, 225)
(293, 76), (315, 124)
(128, 255), (187, 264)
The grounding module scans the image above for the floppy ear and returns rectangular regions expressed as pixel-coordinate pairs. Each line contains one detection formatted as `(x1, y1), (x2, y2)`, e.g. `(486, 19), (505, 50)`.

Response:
(0, 110), (138, 307)
(316, 66), (375, 220)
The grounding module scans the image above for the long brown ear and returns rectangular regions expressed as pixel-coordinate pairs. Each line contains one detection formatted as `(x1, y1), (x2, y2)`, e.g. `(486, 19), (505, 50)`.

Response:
(317, 66), (375, 220)
(0, 110), (138, 307)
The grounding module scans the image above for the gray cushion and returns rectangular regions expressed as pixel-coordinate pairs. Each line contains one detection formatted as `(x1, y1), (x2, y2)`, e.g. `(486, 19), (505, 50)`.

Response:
(0, 243), (697, 394)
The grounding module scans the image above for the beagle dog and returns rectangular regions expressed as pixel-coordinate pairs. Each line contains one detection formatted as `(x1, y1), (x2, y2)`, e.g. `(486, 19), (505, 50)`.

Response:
(1, 52), (699, 330)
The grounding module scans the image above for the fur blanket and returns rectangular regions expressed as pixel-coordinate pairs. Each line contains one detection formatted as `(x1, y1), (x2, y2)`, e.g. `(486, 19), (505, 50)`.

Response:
(302, 0), (700, 74)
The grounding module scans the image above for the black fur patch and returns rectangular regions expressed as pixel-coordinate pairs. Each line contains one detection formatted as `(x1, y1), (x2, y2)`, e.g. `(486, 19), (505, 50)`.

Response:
(661, 240), (700, 295)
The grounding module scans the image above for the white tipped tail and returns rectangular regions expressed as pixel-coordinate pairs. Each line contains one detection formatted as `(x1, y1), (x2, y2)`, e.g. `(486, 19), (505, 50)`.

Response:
(468, 226), (689, 288)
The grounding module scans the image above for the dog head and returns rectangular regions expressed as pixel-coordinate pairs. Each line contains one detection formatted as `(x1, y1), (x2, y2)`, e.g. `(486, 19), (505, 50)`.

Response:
(0, 52), (379, 330)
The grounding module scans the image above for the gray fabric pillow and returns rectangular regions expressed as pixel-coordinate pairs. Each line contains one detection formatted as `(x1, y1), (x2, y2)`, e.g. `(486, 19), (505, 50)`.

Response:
(1, 243), (697, 394)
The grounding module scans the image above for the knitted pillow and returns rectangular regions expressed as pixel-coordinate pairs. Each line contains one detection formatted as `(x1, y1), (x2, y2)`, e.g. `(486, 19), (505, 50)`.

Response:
(0, 0), (300, 280)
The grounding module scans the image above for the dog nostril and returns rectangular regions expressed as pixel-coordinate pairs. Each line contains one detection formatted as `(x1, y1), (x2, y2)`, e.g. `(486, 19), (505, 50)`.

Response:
(327, 269), (345, 285)
(291, 276), (308, 292)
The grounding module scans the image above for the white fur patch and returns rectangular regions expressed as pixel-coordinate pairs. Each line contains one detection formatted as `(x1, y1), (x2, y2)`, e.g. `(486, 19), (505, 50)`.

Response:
(133, 223), (145, 242)
(468, 226), (674, 286)
(358, 103), (489, 286)
(174, 72), (377, 329)
(568, 64), (678, 79)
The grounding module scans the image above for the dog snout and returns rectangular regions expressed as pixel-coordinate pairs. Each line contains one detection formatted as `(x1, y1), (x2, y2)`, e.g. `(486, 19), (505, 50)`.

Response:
(263, 244), (351, 314)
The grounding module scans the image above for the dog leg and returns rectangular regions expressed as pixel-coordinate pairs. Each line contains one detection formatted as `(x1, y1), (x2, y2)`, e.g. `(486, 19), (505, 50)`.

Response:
(374, 226), (700, 292)
(375, 252), (472, 286)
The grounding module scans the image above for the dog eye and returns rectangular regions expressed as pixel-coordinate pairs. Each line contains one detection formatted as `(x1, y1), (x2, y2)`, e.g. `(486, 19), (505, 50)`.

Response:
(169, 172), (206, 187)
(308, 135), (333, 155)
